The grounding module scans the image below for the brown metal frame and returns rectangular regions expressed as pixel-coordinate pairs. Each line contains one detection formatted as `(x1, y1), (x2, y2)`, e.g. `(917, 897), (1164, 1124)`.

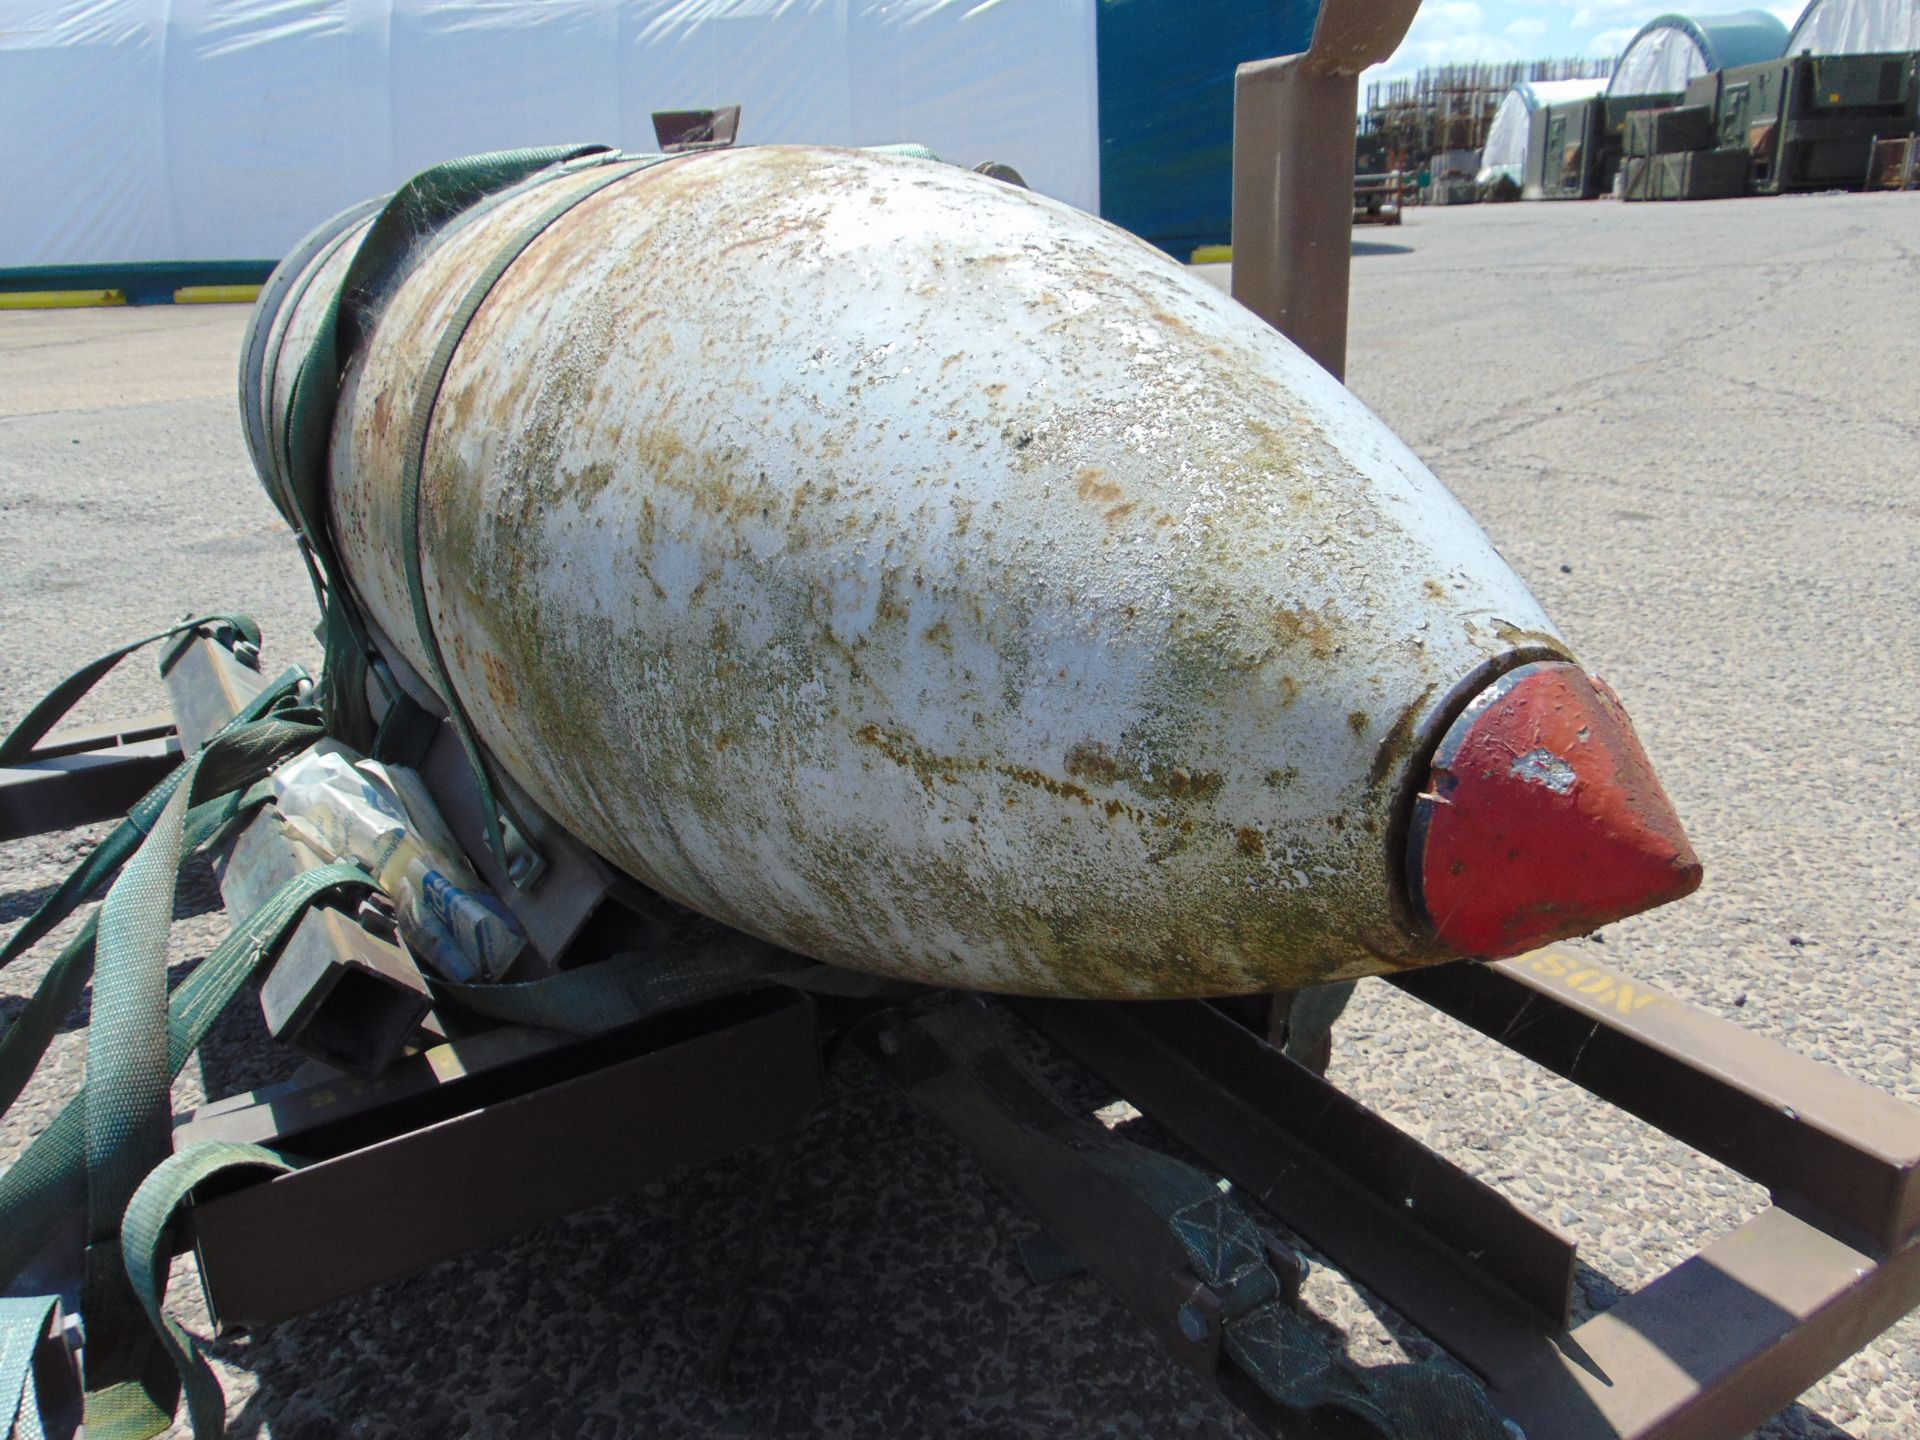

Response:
(10, 24), (1920, 1431)
(1009, 976), (1920, 1440)
(185, 987), (819, 1333)
(1229, 0), (1423, 380)
(0, 714), (178, 843)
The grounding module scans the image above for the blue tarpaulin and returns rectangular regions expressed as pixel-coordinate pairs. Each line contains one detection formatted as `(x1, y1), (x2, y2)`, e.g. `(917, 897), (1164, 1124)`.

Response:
(1097, 0), (1322, 257)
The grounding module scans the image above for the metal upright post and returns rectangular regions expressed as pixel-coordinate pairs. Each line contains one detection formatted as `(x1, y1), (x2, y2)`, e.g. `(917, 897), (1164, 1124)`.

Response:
(1230, 0), (1422, 381)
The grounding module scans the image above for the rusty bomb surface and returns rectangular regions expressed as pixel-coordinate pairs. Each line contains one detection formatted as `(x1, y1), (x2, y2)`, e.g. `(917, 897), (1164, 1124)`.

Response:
(254, 146), (1581, 997)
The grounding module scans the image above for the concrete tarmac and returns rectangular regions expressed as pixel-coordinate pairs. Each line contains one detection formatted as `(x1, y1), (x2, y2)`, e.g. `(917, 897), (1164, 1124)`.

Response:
(2, 189), (1916, 1438)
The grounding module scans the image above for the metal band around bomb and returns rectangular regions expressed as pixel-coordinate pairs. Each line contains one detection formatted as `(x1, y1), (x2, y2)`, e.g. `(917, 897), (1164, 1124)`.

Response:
(396, 153), (671, 888)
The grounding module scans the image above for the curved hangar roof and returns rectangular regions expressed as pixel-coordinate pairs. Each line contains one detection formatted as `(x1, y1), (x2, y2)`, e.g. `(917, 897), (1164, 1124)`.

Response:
(1787, 0), (1920, 55)
(1477, 78), (1612, 185)
(1608, 10), (1792, 95)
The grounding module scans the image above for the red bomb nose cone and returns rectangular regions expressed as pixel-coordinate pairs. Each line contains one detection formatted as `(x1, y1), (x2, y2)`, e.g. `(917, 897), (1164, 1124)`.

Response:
(1409, 661), (1702, 959)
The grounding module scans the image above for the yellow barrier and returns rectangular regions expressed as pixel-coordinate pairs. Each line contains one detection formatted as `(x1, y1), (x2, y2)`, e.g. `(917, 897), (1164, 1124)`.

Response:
(1190, 244), (1232, 265)
(173, 284), (262, 305)
(0, 289), (127, 310)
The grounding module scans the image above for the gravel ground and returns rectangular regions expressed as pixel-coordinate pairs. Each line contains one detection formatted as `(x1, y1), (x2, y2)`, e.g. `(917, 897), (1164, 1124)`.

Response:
(1, 188), (1916, 1438)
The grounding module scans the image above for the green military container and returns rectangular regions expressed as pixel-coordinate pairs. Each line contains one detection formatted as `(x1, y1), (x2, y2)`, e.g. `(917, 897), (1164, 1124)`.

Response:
(1622, 148), (1752, 201)
(1528, 98), (1599, 199)
(1624, 104), (1717, 156)
(1528, 92), (1683, 199)
(1695, 52), (1920, 193)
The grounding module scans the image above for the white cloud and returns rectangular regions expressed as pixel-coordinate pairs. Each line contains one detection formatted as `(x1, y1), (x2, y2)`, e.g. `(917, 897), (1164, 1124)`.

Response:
(1570, 0), (1657, 22)
(1586, 23), (1639, 55)
(1505, 16), (1550, 41)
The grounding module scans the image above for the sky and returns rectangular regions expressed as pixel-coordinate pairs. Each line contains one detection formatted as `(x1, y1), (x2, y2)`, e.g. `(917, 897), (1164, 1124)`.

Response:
(1362, 0), (1806, 85)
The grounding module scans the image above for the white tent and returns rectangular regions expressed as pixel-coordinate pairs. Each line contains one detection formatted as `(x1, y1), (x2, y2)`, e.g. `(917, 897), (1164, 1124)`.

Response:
(1607, 10), (1791, 95)
(0, 0), (1101, 271)
(1787, 0), (1920, 53)
(1476, 78), (1610, 187)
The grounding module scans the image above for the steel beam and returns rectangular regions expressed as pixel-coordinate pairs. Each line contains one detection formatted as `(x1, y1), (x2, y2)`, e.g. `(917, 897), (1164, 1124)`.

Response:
(188, 988), (817, 1332)
(1017, 963), (1920, 1440)
(1392, 949), (1920, 1249)
(1012, 996), (1575, 1378)
(1494, 1205), (1920, 1440)
(0, 718), (179, 842)
(1229, 0), (1421, 379)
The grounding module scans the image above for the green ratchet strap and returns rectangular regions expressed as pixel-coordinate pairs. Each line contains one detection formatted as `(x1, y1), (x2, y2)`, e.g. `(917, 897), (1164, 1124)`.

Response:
(0, 1295), (62, 1440)
(274, 145), (615, 755)
(0, 787), (257, 1125)
(429, 932), (911, 1035)
(243, 197), (385, 503)
(0, 621), (375, 1438)
(119, 1144), (294, 1440)
(0, 664), (307, 970)
(898, 1004), (1511, 1440)
(394, 152), (668, 889)
(0, 860), (372, 1439)
(0, 615), (259, 766)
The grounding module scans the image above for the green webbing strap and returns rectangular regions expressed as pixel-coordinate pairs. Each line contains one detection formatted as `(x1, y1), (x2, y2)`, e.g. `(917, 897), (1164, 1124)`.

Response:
(244, 197), (385, 505)
(906, 1005), (1510, 1440)
(0, 1296), (59, 1440)
(428, 934), (907, 1035)
(394, 153), (665, 885)
(863, 142), (942, 162)
(275, 143), (612, 549)
(0, 614), (259, 765)
(0, 860), (368, 1286)
(0, 862), (368, 1439)
(70, 718), (346, 1436)
(84, 749), (215, 1349)
(0, 791), (253, 1126)
(119, 1144), (294, 1440)
(273, 145), (613, 749)
(0, 664), (307, 972)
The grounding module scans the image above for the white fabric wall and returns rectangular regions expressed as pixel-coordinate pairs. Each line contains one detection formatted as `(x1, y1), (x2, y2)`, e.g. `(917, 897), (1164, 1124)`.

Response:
(1476, 79), (1610, 185)
(0, 0), (1100, 269)
(1788, 0), (1920, 53)
(1611, 24), (1712, 94)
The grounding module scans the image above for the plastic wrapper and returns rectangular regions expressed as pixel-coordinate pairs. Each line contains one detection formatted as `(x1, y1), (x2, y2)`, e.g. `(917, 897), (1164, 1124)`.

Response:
(271, 743), (526, 984)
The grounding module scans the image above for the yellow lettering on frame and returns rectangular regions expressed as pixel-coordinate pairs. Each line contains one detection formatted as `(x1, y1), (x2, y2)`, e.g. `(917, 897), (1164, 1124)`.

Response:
(1532, 953), (1571, 978)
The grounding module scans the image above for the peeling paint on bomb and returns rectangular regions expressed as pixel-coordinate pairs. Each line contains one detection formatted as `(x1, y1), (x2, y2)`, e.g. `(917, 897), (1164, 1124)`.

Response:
(253, 145), (1577, 998)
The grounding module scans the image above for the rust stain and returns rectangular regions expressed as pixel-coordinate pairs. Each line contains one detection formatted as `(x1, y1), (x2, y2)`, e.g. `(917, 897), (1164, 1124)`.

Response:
(1065, 741), (1121, 784)
(1236, 826), (1266, 858)
(1064, 741), (1222, 803)
(857, 725), (1091, 804)
(1075, 467), (1123, 504)
(480, 651), (519, 710)
(1271, 604), (1340, 660)
(1368, 683), (1436, 790)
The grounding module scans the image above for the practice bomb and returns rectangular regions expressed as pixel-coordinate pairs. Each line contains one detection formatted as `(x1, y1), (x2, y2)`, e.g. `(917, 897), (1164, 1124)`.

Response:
(244, 144), (1699, 998)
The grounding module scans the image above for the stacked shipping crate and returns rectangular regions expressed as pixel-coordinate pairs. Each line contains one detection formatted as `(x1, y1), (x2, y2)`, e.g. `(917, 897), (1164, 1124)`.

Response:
(1621, 103), (1751, 201)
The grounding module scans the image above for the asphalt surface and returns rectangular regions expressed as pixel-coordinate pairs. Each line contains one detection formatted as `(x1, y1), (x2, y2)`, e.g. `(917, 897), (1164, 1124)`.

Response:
(2, 188), (1917, 1439)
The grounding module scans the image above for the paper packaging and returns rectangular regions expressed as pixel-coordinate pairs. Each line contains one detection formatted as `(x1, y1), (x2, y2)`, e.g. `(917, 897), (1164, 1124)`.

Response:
(272, 743), (527, 983)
